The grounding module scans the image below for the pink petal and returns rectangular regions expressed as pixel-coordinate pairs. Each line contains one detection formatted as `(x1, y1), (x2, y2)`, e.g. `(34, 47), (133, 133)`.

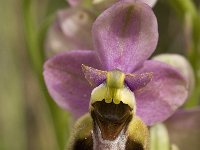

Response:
(43, 50), (100, 116)
(92, 0), (158, 73)
(134, 60), (188, 125)
(125, 72), (153, 91)
(152, 53), (195, 95)
(165, 107), (200, 150)
(82, 65), (106, 87)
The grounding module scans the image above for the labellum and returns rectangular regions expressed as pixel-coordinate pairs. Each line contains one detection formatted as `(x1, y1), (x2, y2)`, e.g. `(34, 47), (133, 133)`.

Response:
(68, 69), (149, 150)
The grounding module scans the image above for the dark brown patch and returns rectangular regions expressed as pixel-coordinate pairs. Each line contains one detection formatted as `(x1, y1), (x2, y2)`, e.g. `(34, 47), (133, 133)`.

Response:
(72, 135), (93, 150)
(91, 100), (133, 140)
(126, 138), (144, 150)
(121, 5), (135, 36)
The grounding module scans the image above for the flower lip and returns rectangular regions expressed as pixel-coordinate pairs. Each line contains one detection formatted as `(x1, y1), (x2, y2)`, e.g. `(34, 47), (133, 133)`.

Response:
(91, 100), (133, 140)
(87, 67), (153, 112)
(90, 82), (136, 111)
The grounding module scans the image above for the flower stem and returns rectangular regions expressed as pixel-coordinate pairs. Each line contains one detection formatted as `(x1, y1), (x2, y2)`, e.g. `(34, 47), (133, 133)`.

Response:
(22, 0), (69, 149)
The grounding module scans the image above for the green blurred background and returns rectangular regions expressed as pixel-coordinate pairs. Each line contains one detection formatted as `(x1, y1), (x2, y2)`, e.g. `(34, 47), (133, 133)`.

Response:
(0, 0), (199, 150)
(0, 0), (70, 149)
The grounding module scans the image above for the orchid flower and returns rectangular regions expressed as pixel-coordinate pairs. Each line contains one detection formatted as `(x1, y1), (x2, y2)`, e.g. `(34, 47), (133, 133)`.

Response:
(44, 1), (188, 149)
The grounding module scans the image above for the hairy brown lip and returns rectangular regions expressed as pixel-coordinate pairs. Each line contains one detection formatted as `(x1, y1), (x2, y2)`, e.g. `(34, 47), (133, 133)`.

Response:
(91, 100), (133, 140)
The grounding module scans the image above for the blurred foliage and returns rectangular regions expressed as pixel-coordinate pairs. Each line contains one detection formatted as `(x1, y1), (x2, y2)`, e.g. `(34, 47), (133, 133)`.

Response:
(0, 0), (70, 149)
(0, 0), (200, 150)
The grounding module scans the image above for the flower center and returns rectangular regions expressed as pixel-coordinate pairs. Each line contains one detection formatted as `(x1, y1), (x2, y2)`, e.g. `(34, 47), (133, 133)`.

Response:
(89, 70), (136, 142)
(90, 69), (136, 111)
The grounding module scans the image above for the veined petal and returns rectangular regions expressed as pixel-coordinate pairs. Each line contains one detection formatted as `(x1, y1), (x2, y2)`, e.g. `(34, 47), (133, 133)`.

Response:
(134, 60), (188, 125)
(165, 107), (200, 150)
(152, 54), (195, 95)
(92, 0), (158, 73)
(43, 50), (100, 116)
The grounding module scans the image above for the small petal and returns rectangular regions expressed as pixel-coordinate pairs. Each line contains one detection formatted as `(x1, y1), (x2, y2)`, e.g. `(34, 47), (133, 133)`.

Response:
(43, 50), (100, 116)
(165, 107), (200, 150)
(45, 8), (94, 57)
(125, 72), (153, 91)
(92, 0), (158, 72)
(82, 65), (153, 90)
(82, 65), (106, 87)
(134, 60), (188, 125)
